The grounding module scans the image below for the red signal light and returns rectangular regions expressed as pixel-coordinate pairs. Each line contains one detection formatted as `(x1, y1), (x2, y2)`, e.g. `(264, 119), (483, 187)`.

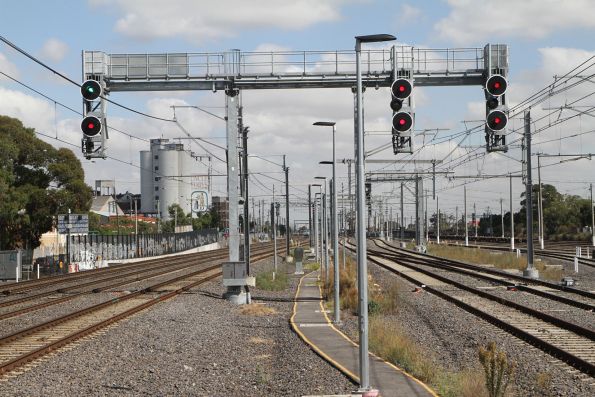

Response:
(485, 75), (507, 96)
(487, 110), (507, 131)
(392, 112), (413, 132)
(391, 79), (412, 100)
(81, 115), (102, 137)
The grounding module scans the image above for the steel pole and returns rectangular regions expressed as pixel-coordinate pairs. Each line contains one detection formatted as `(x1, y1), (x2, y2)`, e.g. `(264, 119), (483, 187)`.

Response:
(400, 182), (404, 241)
(355, 39), (370, 390)
(284, 155), (290, 257)
(436, 195), (440, 244)
(510, 174), (515, 250)
(308, 185), (312, 248)
(500, 198), (504, 239)
(242, 127), (250, 275)
(455, 206), (459, 236)
(591, 183), (594, 247)
(464, 186), (468, 246)
(342, 182), (346, 270)
(524, 111), (537, 278)
(538, 155), (544, 249)
(332, 125), (340, 324)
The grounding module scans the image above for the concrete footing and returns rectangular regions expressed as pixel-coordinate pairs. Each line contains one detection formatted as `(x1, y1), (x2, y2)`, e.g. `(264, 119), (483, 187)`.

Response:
(223, 286), (251, 305)
(523, 268), (539, 279)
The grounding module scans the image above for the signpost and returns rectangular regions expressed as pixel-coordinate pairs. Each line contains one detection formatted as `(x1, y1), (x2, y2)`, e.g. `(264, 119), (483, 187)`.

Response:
(58, 213), (89, 270)
(191, 190), (210, 216)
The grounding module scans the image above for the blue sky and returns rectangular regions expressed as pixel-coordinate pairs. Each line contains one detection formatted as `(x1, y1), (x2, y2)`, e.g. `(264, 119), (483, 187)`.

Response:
(2, 0), (595, 223)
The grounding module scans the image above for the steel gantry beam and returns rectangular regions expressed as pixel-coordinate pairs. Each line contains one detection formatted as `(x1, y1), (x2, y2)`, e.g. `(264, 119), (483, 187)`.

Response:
(83, 46), (493, 92)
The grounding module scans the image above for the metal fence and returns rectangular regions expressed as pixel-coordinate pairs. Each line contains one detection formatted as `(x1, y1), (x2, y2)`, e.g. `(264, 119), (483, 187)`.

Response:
(67, 229), (219, 264)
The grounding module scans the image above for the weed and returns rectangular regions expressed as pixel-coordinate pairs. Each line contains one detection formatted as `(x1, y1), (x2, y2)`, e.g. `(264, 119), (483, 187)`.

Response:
(255, 270), (288, 291)
(255, 364), (271, 385)
(478, 342), (516, 397)
(368, 300), (382, 315)
(428, 245), (562, 281)
(239, 304), (277, 316)
(535, 371), (552, 396)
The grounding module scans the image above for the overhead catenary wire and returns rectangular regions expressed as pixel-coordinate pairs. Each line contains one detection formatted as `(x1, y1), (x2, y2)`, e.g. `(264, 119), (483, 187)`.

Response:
(0, 35), (176, 123)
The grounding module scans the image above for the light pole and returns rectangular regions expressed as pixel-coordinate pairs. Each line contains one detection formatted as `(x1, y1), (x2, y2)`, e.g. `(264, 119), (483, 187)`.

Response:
(316, 120), (340, 323)
(355, 33), (396, 393)
(312, 187), (322, 261)
(315, 176), (329, 284)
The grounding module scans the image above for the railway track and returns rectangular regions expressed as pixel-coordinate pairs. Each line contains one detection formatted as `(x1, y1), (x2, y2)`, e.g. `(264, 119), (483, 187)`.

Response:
(0, 243), (275, 322)
(436, 238), (595, 270)
(0, 245), (277, 377)
(344, 239), (595, 377)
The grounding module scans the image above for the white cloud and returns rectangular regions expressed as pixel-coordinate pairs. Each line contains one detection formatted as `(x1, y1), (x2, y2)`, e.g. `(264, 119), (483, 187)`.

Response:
(434, 0), (595, 45)
(39, 38), (69, 62)
(90, 0), (354, 43)
(0, 86), (55, 131)
(0, 52), (20, 79)
(398, 4), (422, 26)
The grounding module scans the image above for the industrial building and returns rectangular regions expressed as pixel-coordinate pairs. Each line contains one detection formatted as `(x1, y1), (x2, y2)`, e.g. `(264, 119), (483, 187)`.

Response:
(140, 139), (207, 221)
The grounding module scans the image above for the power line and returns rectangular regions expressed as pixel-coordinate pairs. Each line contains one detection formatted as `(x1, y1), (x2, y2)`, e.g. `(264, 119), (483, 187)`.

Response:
(0, 69), (149, 142)
(0, 34), (176, 123)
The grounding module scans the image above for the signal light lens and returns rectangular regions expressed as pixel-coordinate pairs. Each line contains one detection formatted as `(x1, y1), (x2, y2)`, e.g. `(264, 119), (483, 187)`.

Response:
(81, 80), (102, 101)
(485, 75), (507, 96)
(486, 96), (499, 110)
(81, 115), (102, 136)
(392, 112), (413, 132)
(487, 110), (507, 131)
(390, 98), (403, 112)
(391, 78), (412, 100)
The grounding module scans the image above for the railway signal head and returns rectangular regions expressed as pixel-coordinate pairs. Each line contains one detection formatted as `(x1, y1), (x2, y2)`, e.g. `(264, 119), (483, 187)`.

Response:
(81, 80), (102, 101)
(81, 113), (102, 137)
(486, 109), (508, 131)
(390, 78), (412, 112)
(485, 75), (507, 97)
(392, 111), (413, 133)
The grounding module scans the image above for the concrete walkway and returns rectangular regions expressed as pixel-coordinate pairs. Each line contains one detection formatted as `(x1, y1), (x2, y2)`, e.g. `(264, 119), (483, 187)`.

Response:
(291, 271), (437, 397)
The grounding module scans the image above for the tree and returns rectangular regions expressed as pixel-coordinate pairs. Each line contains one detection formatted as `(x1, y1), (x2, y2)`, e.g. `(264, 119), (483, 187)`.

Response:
(192, 206), (219, 231)
(0, 116), (92, 249)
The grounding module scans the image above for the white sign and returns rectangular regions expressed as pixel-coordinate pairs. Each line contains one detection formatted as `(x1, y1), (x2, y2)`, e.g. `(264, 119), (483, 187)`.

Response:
(58, 214), (89, 234)
(191, 190), (209, 213)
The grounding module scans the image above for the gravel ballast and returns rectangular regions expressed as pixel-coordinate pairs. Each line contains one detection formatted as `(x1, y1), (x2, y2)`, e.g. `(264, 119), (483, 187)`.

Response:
(0, 257), (355, 396)
(337, 243), (595, 397)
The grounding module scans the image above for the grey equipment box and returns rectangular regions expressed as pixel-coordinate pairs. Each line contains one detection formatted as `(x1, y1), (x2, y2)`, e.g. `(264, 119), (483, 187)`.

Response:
(0, 250), (22, 280)
(294, 247), (304, 275)
(222, 261), (255, 287)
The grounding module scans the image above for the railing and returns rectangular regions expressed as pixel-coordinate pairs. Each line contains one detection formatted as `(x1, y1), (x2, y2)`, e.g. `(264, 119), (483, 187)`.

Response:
(85, 46), (487, 81)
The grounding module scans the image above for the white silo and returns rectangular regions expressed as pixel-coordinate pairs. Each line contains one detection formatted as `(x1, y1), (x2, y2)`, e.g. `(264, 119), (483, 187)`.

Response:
(139, 151), (154, 213)
(158, 147), (180, 220)
(180, 150), (197, 215)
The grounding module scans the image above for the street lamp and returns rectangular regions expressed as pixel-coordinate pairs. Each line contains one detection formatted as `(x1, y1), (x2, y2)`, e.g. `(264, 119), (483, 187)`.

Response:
(315, 176), (329, 284)
(355, 33), (396, 393)
(311, 184), (322, 261)
(315, 121), (339, 323)
(319, 163), (340, 325)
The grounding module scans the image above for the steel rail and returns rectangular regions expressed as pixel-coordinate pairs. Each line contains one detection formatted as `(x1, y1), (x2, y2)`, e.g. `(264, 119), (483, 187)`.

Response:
(0, 247), (277, 377)
(343, 241), (595, 376)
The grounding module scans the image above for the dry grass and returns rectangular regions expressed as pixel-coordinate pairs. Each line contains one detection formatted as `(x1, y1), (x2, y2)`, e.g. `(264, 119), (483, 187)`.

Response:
(331, 253), (490, 397)
(248, 336), (271, 344)
(369, 317), (488, 397)
(427, 244), (563, 281)
(238, 304), (277, 316)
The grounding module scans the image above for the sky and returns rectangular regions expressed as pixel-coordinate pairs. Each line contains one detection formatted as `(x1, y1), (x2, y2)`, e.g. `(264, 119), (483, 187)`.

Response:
(1, 0), (595, 226)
